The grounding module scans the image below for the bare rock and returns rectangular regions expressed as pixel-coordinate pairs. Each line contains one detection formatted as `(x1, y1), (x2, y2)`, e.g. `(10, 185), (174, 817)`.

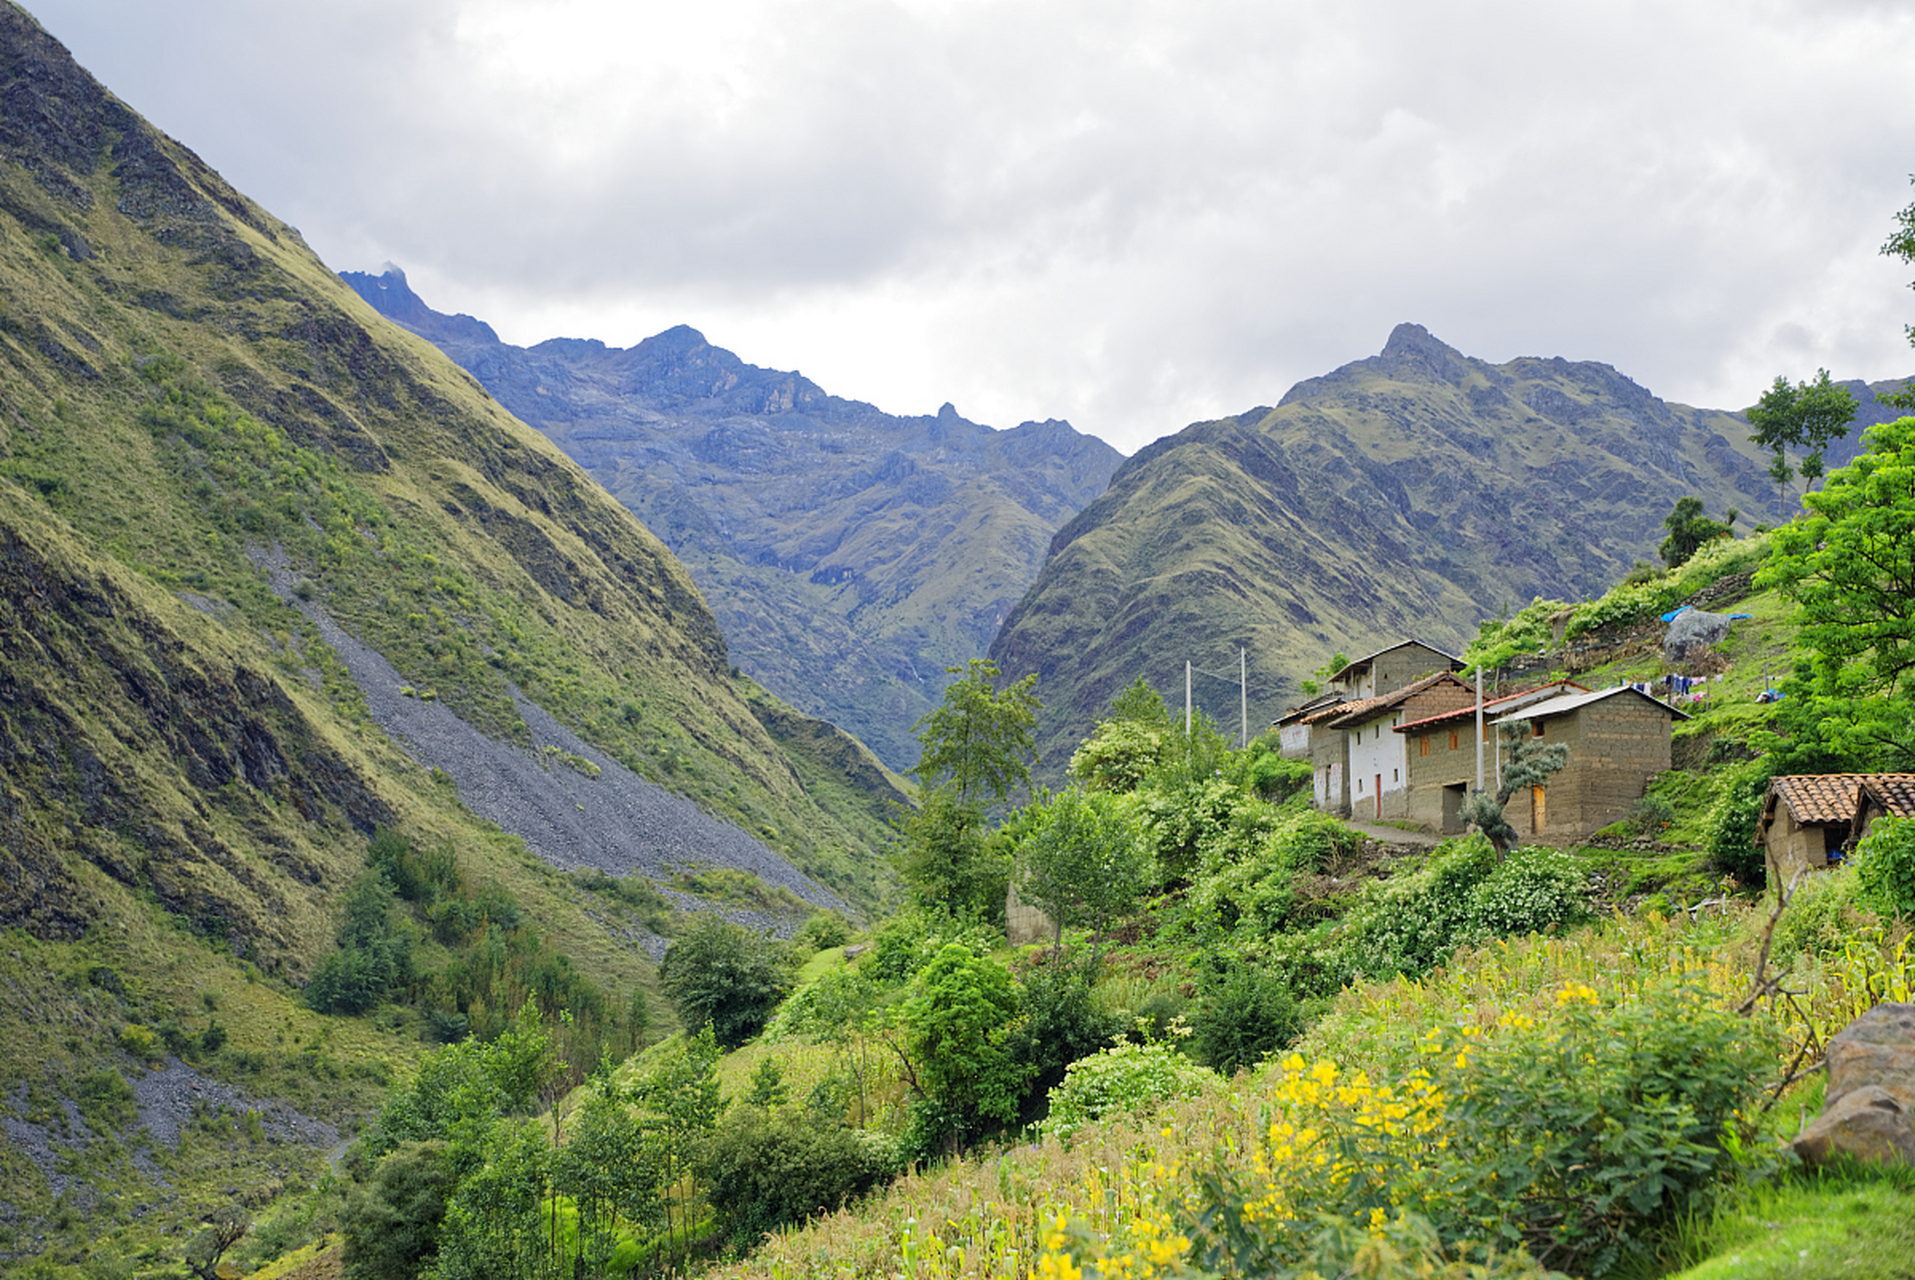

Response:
(1793, 1085), (1915, 1168)
(1794, 1003), (1915, 1168)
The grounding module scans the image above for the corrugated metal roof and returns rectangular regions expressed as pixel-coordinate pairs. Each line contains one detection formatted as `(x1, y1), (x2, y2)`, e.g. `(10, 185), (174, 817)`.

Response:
(1487, 684), (1689, 724)
(1395, 680), (1589, 733)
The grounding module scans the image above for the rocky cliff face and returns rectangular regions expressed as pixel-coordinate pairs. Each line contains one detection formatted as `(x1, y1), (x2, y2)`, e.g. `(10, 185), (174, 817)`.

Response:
(0, 2), (903, 963)
(991, 323), (1884, 775)
(343, 268), (1124, 769)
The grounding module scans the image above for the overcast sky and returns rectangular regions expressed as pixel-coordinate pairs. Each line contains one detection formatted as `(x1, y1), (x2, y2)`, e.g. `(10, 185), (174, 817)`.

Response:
(25, 0), (1915, 454)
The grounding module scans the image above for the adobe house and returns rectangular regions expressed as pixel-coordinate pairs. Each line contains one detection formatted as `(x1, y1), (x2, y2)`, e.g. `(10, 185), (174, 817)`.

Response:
(1327, 640), (1464, 701)
(1329, 672), (1475, 822)
(1757, 775), (1869, 890)
(1395, 680), (1589, 833)
(1296, 640), (1463, 815)
(1852, 775), (1915, 848)
(1275, 692), (1346, 760)
(1487, 685), (1687, 844)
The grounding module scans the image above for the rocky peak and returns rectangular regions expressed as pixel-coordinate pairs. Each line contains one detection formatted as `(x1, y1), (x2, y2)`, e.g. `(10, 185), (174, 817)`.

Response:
(1377, 322), (1473, 386)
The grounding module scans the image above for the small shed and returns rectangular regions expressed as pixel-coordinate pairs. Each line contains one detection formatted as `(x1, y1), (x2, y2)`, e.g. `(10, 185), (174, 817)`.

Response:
(1757, 775), (1866, 890)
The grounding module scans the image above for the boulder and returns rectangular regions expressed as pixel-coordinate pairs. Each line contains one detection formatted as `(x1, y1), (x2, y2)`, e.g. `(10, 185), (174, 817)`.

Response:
(1793, 1003), (1915, 1168)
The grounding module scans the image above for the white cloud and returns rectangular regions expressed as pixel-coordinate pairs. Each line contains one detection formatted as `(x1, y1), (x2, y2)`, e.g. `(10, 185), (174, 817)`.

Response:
(25, 0), (1915, 450)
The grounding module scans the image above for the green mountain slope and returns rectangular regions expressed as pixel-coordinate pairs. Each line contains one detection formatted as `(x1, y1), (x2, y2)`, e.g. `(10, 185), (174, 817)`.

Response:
(990, 322), (1898, 776)
(0, 4), (907, 1258)
(341, 268), (1124, 770)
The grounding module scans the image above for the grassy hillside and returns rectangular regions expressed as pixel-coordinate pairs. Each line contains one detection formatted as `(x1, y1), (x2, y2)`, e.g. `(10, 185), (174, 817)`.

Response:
(989, 321), (1901, 781)
(0, 4), (906, 1268)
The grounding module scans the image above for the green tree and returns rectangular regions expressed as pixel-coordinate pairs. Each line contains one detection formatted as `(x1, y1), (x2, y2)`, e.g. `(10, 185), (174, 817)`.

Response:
(893, 785), (1008, 921)
(655, 914), (792, 1050)
(1657, 496), (1736, 568)
(1459, 722), (1569, 859)
(1758, 417), (1915, 767)
(911, 658), (1041, 808)
(1746, 369), (1858, 517)
(629, 1025), (725, 1260)
(1069, 678), (1172, 792)
(901, 944), (1028, 1154)
(1016, 786), (1152, 966)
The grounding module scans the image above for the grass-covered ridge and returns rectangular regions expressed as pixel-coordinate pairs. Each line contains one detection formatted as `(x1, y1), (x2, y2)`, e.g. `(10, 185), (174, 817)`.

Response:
(0, 6), (907, 1269)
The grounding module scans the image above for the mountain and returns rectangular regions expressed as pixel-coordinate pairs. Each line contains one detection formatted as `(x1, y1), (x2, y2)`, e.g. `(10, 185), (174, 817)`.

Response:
(0, 4), (908, 1257)
(341, 268), (1124, 770)
(990, 322), (1895, 776)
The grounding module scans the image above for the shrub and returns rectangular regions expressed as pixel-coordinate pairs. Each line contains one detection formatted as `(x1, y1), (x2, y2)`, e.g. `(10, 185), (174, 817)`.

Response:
(340, 1139), (457, 1280)
(1428, 982), (1773, 1276)
(1191, 960), (1302, 1075)
(696, 1109), (899, 1247)
(656, 914), (793, 1050)
(118, 1023), (161, 1064)
(1464, 845), (1591, 939)
(1702, 759), (1774, 888)
(1773, 862), (1873, 960)
(75, 1070), (136, 1133)
(793, 910), (853, 953)
(1045, 1038), (1215, 1144)
(1854, 815), (1915, 918)
(1004, 952), (1127, 1123)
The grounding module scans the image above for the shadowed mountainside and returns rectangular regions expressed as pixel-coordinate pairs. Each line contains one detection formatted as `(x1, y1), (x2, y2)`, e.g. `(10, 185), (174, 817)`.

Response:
(342, 267), (1124, 769)
(991, 322), (1896, 776)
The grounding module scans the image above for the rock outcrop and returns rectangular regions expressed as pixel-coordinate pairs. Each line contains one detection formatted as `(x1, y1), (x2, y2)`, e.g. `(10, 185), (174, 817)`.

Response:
(1794, 1003), (1915, 1168)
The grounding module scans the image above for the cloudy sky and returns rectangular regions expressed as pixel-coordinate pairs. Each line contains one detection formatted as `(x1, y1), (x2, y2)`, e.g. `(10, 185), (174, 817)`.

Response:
(26, 0), (1915, 454)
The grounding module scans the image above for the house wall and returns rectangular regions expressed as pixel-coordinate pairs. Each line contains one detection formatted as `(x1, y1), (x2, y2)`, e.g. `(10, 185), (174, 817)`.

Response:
(1502, 697), (1673, 843)
(1403, 720), (1487, 830)
(1348, 713), (1407, 820)
(1764, 815), (1835, 891)
(1311, 725), (1349, 814)
(1279, 721), (1311, 759)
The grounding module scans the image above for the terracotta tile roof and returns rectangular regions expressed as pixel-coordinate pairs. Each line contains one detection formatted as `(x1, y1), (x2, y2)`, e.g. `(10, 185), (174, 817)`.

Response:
(1768, 775), (1866, 828)
(1394, 681), (1590, 733)
(1859, 774), (1915, 820)
(1325, 671), (1468, 728)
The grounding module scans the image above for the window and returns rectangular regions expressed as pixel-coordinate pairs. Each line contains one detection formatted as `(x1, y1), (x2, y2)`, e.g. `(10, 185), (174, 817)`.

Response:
(1448, 729), (1459, 751)
(1419, 737), (1430, 757)
(1392, 768), (1399, 782)
(1532, 719), (1546, 738)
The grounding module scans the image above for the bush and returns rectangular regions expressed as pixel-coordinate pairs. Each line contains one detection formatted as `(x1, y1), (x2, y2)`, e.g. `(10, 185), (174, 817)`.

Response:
(1772, 863), (1872, 961)
(1004, 952), (1127, 1123)
(793, 910), (853, 953)
(1464, 845), (1591, 939)
(1428, 982), (1773, 1276)
(340, 1140), (456, 1280)
(1191, 960), (1302, 1075)
(1854, 815), (1915, 918)
(1702, 759), (1774, 888)
(656, 914), (793, 1050)
(1044, 1038), (1215, 1144)
(696, 1109), (899, 1247)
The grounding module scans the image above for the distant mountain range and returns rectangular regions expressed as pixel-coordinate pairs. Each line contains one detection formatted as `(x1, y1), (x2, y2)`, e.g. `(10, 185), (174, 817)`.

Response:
(990, 322), (1905, 775)
(341, 269), (1123, 770)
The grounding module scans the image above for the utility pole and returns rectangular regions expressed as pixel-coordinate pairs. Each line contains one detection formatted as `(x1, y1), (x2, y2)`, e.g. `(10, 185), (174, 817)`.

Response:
(1240, 647), (1249, 749)
(1474, 665), (1484, 793)
(1185, 660), (1192, 736)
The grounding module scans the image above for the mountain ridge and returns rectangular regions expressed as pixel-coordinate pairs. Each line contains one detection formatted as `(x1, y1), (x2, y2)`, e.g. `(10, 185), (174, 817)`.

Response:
(992, 322), (1901, 775)
(342, 266), (1125, 769)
